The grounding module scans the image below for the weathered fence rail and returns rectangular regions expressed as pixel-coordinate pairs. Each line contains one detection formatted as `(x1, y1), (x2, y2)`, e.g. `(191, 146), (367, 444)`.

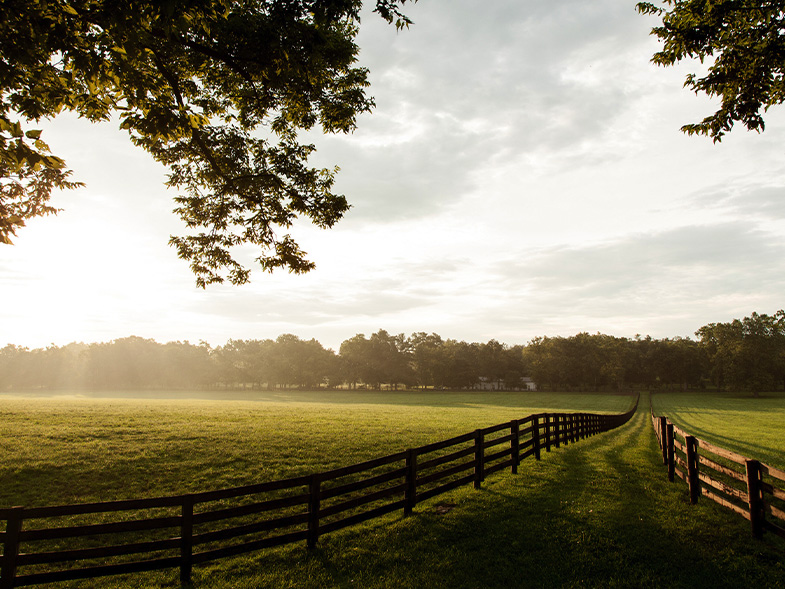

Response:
(1, 398), (638, 588)
(651, 409), (785, 542)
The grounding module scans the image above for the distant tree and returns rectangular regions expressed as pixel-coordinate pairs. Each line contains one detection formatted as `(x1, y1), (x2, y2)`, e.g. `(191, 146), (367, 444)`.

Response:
(1, 0), (414, 285)
(30, 343), (89, 389)
(563, 333), (604, 391)
(596, 334), (632, 392)
(638, 0), (785, 141)
(161, 340), (214, 388)
(473, 340), (528, 390)
(0, 344), (29, 390)
(504, 344), (529, 390)
(339, 330), (412, 389)
(477, 339), (507, 386)
(409, 332), (447, 388)
(696, 311), (785, 396)
(525, 333), (645, 392)
(84, 336), (163, 389)
(339, 333), (370, 388)
(213, 339), (249, 386)
(648, 337), (705, 391)
(442, 340), (480, 389)
(525, 336), (564, 391)
(269, 334), (336, 388)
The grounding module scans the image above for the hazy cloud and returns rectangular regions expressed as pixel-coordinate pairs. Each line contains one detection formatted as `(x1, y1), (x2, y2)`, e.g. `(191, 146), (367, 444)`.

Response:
(689, 179), (785, 221)
(318, 0), (656, 223)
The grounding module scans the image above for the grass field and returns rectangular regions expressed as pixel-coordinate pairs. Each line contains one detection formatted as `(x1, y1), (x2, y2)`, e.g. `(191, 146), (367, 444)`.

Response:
(2, 390), (784, 588)
(651, 391), (785, 469)
(0, 390), (632, 508)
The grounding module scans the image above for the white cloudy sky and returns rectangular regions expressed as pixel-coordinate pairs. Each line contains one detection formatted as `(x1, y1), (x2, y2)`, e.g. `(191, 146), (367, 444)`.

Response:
(4, 0), (785, 352)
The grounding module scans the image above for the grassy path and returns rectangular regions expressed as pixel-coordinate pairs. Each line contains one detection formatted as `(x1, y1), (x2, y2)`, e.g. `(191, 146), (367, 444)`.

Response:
(176, 395), (785, 589)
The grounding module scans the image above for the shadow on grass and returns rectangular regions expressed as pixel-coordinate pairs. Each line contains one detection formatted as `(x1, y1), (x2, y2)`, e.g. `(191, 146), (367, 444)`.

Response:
(208, 406), (785, 589)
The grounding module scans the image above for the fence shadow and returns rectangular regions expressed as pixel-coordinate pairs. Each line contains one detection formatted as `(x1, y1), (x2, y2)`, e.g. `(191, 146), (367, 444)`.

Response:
(287, 407), (782, 589)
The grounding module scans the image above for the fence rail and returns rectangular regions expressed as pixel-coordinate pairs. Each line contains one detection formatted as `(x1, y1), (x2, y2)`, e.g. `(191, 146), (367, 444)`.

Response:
(651, 408), (785, 542)
(1, 397), (638, 588)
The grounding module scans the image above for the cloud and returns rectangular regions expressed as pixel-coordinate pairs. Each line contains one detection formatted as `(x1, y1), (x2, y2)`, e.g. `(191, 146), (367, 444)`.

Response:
(310, 0), (658, 224)
(468, 221), (785, 340)
(689, 178), (785, 221)
(501, 222), (783, 294)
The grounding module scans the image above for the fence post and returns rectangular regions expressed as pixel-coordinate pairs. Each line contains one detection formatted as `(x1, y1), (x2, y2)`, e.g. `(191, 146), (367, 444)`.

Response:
(474, 429), (484, 489)
(532, 415), (541, 460)
(686, 436), (700, 505)
(180, 495), (194, 585)
(659, 417), (668, 464)
(544, 415), (551, 452)
(554, 414), (561, 448)
(1, 507), (23, 589)
(666, 423), (675, 483)
(405, 449), (417, 516)
(746, 460), (764, 539)
(561, 414), (568, 446)
(307, 475), (321, 550)
(511, 420), (520, 474)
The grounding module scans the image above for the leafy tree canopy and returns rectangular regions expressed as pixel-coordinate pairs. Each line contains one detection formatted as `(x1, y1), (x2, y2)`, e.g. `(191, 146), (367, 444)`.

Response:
(637, 0), (785, 141)
(0, 0), (413, 285)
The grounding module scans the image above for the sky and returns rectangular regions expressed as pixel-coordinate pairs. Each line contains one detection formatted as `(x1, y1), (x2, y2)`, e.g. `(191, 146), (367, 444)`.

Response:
(4, 0), (785, 352)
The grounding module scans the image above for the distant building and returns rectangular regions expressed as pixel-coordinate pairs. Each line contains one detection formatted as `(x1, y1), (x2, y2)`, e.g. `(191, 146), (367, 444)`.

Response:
(475, 377), (537, 391)
(521, 377), (537, 391)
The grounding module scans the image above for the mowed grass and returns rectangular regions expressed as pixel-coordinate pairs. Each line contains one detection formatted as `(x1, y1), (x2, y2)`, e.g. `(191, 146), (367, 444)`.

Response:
(1, 390), (632, 508)
(2, 391), (784, 588)
(216, 399), (782, 589)
(651, 391), (785, 469)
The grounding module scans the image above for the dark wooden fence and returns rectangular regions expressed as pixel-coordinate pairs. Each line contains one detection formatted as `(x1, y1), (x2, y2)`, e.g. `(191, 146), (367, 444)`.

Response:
(1, 398), (638, 588)
(651, 409), (785, 542)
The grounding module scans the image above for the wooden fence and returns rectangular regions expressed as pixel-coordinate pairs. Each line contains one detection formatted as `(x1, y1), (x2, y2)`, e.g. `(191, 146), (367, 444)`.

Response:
(1, 399), (638, 588)
(651, 409), (785, 542)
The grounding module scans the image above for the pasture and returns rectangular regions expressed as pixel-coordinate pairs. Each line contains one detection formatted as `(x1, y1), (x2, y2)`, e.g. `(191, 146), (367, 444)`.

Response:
(651, 391), (785, 469)
(0, 390), (631, 508)
(2, 390), (783, 588)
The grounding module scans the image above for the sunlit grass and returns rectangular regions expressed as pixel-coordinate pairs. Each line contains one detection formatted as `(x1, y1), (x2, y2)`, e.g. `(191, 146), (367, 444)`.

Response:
(3, 391), (783, 588)
(0, 390), (631, 508)
(651, 391), (785, 469)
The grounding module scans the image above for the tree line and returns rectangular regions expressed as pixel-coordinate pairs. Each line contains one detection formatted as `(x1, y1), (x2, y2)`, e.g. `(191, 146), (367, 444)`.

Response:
(2, 311), (784, 394)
